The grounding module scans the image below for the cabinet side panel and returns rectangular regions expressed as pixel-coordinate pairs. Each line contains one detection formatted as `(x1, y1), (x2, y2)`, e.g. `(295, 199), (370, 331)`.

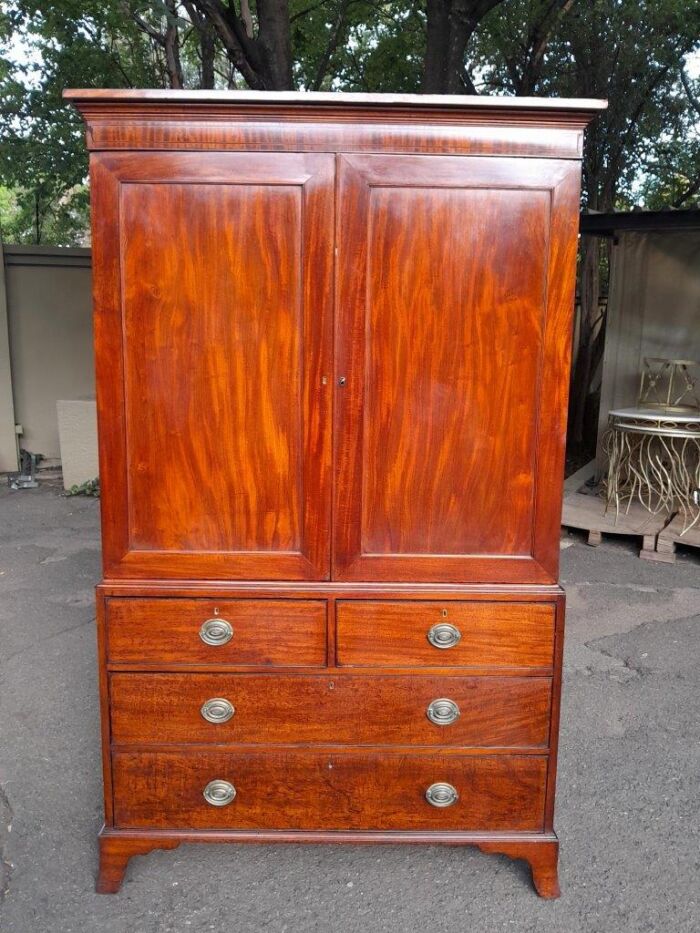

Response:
(531, 168), (582, 577)
(90, 156), (129, 573)
(95, 593), (114, 825)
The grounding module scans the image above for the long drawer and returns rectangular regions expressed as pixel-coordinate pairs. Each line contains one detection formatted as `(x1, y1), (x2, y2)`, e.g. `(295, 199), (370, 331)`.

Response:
(105, 598), (327, 666)
(336, 601), (555, 668)
(110, 673), (552, 748)
(112, 750), (547, 831)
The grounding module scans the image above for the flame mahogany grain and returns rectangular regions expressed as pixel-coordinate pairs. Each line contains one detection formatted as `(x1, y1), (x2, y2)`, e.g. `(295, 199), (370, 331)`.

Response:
(335, 600), (555, 668)
(111, 750), (548, 832)
(64, 90), (603, 897)
(333, 153), (581, 584)
(90, 151), (333, 581)
(105, 597), (327, 666)
(109, 672), (552, 748)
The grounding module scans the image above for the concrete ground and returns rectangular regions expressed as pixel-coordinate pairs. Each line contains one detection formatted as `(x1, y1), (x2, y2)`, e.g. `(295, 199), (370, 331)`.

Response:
(0, 484), (698, 933)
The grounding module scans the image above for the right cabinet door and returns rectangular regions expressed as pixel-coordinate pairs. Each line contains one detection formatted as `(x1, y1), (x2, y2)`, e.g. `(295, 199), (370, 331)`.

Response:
(333, 153), (581, 584)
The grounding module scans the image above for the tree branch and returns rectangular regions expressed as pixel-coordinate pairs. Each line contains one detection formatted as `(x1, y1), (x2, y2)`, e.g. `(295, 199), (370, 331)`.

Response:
(188, 0), (266, 88)
(672, 173), (700, 208)
(127, 5), (167, 46)
(311, 0), (354, 91)
(290, 0), (329, 23)
(240, 0), (255, 37)
(163, 0), (184, 88)
(182, 0), (218, 88)
(681, 64), (700, 118)
(424, 0), (506, 94)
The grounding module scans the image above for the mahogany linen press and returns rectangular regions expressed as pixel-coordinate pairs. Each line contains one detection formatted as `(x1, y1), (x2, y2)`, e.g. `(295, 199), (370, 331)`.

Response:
(64, 89), (604, 896)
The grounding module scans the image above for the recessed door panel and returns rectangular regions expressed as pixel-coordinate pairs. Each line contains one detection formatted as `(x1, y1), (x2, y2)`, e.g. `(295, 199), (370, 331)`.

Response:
(333, 154), (581, 583)
(362, 185), (546, 556)
(91, 152), (333, 580)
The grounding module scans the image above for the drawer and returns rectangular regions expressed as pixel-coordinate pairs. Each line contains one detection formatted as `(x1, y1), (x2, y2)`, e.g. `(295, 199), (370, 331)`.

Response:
(112, 750), (547, 831)
(336, 601), (555, 668)
(106, 598), (326, 666)
(110, 673), (551, 748)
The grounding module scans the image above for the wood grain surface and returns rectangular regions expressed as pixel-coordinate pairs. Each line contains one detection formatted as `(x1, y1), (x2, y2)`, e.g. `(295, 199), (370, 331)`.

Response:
(336, 600), (554, 668)
(91, 151), (333, 580)
(96, 827), (560, 897)
(105, 598), (327, 666)
(112, 750), (547, 831)
(63, 91), (600, 897)
(65, 89), (604, 163)
(109, 673), (551, 748)
(361, 187), (545, 556)
(333, 153), (581, 584)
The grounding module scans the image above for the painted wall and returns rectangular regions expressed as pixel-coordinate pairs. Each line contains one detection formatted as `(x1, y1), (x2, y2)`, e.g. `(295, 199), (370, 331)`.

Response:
(1, 246), (93, 467)
(0, 248), (17, 471)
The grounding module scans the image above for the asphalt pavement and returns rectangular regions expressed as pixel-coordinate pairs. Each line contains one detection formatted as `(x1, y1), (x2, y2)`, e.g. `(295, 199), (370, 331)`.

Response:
(0, 483), (698, 933)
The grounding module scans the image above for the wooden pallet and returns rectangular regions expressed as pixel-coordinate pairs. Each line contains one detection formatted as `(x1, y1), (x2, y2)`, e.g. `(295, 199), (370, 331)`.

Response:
(643, 512), (700, 563)
(561, 491), (671, 558)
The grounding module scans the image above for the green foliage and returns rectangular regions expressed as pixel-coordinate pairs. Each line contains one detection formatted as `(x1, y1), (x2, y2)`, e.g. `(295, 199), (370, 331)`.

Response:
(65, 477), (100, 497)
(291, 1), (425, 93)
(639, 137), (700, 210)
(0, 2), (160, 244)
(636, 67), (700, 210)
(1, 0), (699, 244)
(474, 0), (700, 210)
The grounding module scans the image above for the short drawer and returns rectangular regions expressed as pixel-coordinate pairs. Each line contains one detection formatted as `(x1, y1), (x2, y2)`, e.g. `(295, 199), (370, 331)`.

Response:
(110, 673), (551, 748)
(336, 601), (555, 668)
(112, 750), (547, 831)
(105, 598), (326, 666)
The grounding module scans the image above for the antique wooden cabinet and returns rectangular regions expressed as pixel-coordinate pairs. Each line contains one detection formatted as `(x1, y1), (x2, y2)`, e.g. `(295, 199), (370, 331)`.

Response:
(65, 89), (604, 897)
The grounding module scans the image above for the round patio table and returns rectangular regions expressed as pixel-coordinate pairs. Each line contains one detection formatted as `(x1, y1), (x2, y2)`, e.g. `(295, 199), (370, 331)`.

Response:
(604, 407), (700, 533)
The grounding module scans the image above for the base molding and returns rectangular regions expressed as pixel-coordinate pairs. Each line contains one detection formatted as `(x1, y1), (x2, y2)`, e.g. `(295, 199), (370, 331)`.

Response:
(97, 827), (560, 898)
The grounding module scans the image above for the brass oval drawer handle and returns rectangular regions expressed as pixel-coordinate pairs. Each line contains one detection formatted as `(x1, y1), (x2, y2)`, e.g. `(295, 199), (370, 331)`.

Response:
(200, 697), (235, 724)
(426, 698), (460, 726)
(427, 622), (461, 649)
(199, 618), (233, 646)
(203, 779), (236, 807)
(425, 782), (459, 808)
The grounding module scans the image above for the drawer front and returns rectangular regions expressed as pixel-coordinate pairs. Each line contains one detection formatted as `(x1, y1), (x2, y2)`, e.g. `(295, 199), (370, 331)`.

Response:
(112, 750), (547, 831)
(110, 673), (551, 748)
(336, 601), (555, 668)
(106, 598), (326, 666)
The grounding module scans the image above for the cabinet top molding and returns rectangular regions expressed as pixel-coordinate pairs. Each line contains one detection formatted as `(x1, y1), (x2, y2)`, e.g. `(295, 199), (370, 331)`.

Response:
(64, 89), (605, 125)
(63, 89), (606, 109)
(65, 90), (605, 157)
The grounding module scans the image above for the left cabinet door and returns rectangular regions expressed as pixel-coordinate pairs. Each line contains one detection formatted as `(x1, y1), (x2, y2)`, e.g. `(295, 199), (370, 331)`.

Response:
(91, 152), (334, 581)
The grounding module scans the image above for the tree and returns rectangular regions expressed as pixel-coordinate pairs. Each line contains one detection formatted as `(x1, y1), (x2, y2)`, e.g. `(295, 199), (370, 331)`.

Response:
(423, 0), (505, 93)
(295, 2), (424, 93)
(127, 1), (185, 89)
(2, 0), (699, 268)
(558, 1), (700, 450)
(184, 0), (293, 90)
(0, 3), (160, 242)
(640, 62), (700, 209)
(181, 2), (218, 88)
(0, 1), (243, 242)
(473, 0), (574, 95)
(476, 0), (700, 454)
